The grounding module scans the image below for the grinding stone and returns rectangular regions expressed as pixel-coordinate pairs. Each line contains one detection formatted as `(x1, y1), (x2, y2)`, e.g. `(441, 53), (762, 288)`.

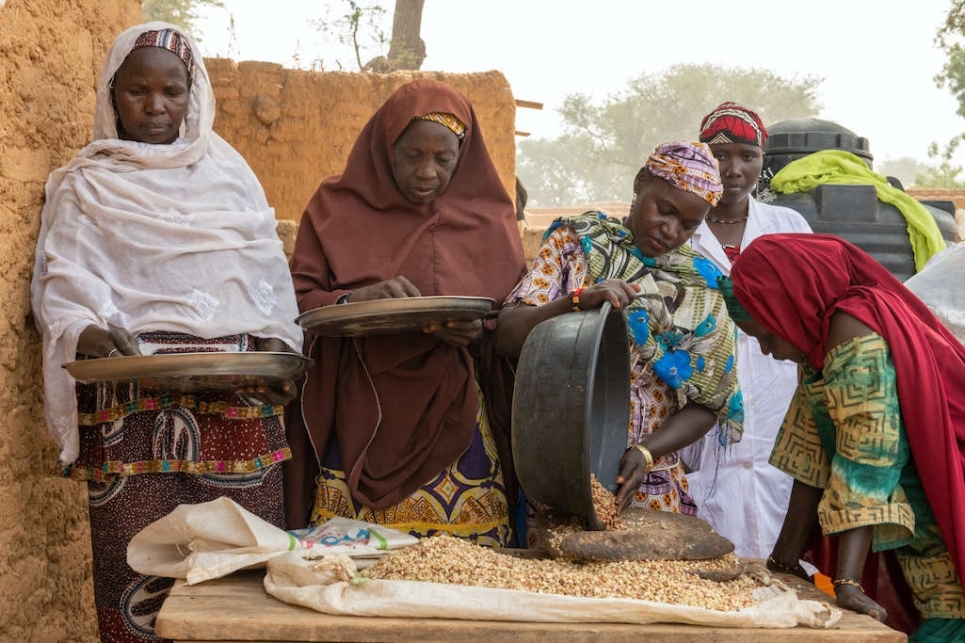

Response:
(536, 508), (736, 562)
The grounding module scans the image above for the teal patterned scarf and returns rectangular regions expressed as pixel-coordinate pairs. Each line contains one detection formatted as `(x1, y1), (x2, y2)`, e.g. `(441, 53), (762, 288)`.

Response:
(550, 212), (744, 443)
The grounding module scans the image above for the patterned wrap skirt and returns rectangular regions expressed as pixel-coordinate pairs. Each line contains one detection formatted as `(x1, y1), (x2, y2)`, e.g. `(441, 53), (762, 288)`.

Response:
(66, 332), (290, 643)
(311, 383), (512, 548)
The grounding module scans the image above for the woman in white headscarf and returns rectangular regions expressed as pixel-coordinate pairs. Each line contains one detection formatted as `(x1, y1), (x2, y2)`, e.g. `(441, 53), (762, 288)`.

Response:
(31, 22), (302, 642)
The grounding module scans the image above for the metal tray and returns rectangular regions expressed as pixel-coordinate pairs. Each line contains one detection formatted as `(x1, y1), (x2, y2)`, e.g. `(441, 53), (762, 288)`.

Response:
(64, 351), (312, 393)
(296, 296), (495, 337)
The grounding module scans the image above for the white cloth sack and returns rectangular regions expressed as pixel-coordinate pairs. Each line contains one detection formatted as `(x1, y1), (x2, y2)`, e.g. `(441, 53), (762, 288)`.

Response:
(127, 497), (417, 585)
(264, 553), (842, 629)
(904, 241), (965, 345)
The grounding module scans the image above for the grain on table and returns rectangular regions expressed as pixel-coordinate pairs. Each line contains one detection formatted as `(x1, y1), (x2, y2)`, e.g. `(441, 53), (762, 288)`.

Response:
(360, 535), (759, 612)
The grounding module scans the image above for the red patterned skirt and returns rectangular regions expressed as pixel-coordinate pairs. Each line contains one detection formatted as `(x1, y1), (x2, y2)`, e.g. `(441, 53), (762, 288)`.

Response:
(66, 332), (289, 642)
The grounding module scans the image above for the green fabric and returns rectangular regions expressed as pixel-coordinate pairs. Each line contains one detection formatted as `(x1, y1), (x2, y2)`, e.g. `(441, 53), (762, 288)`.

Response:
(910, 618), (965, 642)
(801, 334), (915, 552)
(553, 212), (744, 443)
(769, 150), (946, 272)
(797, 334), (965, 620)
(716, 276), (752, 323)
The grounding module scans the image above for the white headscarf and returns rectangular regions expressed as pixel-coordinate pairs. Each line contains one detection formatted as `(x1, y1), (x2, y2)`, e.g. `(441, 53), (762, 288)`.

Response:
(31, 22), (303, 464)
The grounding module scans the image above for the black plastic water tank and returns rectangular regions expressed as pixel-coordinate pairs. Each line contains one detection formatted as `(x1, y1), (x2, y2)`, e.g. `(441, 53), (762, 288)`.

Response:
(760, 118), (956, 282)
(762, 118), (873, 182)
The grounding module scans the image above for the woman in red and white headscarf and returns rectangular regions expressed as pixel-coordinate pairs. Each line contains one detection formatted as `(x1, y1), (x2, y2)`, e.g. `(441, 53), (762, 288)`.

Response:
(684, 102), (812, 561)
(32, 22), (301, 642)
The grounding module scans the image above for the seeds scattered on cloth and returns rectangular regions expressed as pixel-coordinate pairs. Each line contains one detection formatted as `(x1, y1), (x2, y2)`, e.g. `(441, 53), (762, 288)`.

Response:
(361, 535), (758, 611)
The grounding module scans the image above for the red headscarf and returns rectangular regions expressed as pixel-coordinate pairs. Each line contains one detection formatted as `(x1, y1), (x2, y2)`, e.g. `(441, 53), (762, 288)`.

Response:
(730, 233), (965, 588)
(285, 79), (525, 525)
(699, 101), (768, 148)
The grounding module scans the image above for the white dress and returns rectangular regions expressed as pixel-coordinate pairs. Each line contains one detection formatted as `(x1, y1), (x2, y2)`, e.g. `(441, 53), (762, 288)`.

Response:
(684, 197), (812, 559)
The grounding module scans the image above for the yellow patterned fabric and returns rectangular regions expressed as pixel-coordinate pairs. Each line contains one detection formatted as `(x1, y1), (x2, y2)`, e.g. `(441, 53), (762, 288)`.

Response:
(768, 371), (831, 487)
(770, 333), (965, 619)
(413, 111), (466, 139)
(311, 382), (511, 547)
(896, 520), (965, 619)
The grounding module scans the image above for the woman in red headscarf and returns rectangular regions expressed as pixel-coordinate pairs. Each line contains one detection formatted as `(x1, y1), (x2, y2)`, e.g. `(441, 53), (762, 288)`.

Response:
(720, 233), (965, 640)
(285, 79), (526, 547)
(684, 102), (812, 562)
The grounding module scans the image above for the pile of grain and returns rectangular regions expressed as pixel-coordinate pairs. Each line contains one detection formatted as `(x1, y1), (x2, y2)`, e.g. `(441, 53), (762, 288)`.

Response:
(360, 535), (758, 611)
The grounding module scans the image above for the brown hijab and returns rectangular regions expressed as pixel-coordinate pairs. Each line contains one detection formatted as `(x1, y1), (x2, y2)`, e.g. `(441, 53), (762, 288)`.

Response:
(285, 79), (526, 527)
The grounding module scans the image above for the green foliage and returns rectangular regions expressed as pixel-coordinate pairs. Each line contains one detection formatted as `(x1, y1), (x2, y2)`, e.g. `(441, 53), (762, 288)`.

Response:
(914, 136), (965, 188)
(141, 0), (225, 36)
(518, 64), (823, 206)
(517, 135), (626, 207)
(935, 0), (965, 120)
(311, 1), (389, 71)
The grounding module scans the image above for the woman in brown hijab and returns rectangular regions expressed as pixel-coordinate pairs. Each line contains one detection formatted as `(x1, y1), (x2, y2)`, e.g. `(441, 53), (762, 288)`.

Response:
(286, 79), (526, 547)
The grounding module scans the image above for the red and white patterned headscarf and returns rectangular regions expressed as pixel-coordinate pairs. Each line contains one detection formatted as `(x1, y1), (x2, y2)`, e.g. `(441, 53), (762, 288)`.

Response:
(131, 28), (194, 74)
(699, 102), (768, 148)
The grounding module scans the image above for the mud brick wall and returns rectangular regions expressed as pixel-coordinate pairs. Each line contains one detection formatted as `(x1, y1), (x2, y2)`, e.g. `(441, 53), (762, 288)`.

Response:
(0, 1), (141, 640)
(206, 61), (517, 222)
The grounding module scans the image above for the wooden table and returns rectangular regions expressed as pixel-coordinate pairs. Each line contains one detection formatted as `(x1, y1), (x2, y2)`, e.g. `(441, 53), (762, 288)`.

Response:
(155, 569), (907, 642)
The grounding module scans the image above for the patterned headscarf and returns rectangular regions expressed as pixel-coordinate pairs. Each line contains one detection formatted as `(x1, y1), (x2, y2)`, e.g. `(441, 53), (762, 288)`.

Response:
(699, 102), (768, 148)
(645, 141), (723, 207)
(414, 111), (467, 140)
(131, 28), (194, 74)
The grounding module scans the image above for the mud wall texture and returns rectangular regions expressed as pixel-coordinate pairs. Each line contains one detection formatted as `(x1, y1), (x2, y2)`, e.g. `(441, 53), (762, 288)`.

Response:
(907, 188), (965, 213)
(906, 188), (965, 241)
(206, 60), (518, 223)
(0, 1), (142, 640)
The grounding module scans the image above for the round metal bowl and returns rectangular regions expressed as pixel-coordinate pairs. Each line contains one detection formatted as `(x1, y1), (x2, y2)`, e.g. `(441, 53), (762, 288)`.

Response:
(511, 302), (631, 530)
(296, 296), (494, 337)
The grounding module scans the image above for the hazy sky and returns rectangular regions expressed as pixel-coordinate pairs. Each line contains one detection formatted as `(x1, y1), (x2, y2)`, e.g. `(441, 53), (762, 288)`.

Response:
(196, 0), (965, 165)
